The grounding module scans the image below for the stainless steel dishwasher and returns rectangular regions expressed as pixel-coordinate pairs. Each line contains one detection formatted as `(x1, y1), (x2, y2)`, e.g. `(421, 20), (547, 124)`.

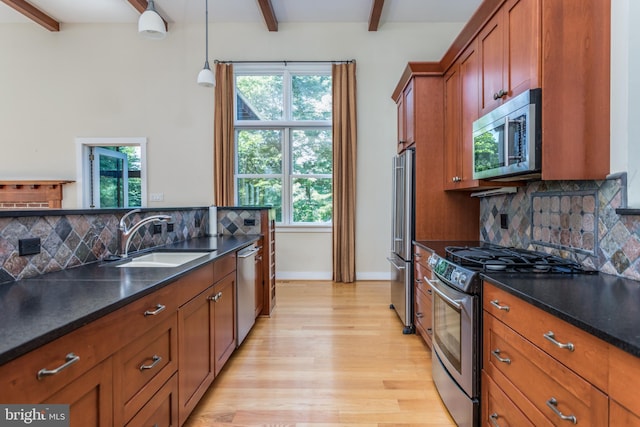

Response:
(237, 244), (258, 346)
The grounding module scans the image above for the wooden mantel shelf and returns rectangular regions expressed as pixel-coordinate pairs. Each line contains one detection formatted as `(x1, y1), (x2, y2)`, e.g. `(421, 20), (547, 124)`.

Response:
(0, 180), (74, 209)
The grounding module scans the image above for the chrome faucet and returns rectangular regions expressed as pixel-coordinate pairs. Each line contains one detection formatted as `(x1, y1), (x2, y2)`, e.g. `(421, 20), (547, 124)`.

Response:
(119, 209), (172, 258)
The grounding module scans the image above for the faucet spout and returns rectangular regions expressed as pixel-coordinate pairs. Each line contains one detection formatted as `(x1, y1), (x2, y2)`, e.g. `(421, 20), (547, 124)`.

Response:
(119, 210), (172, 258)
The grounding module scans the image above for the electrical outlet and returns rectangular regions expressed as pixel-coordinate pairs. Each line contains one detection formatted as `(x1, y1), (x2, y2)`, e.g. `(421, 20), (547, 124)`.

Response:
(149, 193), (164, 202)
(194, 218), (201, 228)
(167, 223), (174, 232)
(19, 238), (41, 256)
(500, 214), (509, 229)
(244, 218), (256, 226)
(153, 223), (162, 234)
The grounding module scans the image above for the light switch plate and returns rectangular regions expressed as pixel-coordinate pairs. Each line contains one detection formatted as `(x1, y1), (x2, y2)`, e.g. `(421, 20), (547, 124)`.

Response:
(150, 193), (164, 202)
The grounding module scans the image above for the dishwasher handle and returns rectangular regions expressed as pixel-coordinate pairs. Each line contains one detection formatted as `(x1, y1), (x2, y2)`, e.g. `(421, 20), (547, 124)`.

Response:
(238, 247), (259, 258)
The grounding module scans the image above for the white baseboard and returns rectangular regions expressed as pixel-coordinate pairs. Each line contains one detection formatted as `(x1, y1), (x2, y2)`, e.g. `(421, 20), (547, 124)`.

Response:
(276, 271), (391, 281)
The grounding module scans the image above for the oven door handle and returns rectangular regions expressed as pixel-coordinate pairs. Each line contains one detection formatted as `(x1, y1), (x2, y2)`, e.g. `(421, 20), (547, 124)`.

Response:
(429, 280), (463, 311)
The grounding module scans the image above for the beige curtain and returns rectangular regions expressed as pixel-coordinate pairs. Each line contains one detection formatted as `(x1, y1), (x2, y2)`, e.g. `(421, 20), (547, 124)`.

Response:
(214, 62), (235, 206)
(332, 62), (357, 283)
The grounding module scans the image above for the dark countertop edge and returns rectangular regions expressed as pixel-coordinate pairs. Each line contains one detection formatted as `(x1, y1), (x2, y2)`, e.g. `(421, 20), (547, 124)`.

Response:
(616, 208), (640, 216)
(0, 206), (210, 218)
(481, 275), (640, 358)
(0, 235), (260, 366)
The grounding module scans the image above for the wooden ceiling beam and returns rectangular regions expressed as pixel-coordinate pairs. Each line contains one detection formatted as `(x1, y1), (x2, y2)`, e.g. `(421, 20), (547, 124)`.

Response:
(126, 0), (168, 31)
(257, 0), (278, 32)
(0, 0), (59, 31)
(368, 0), (384, 31)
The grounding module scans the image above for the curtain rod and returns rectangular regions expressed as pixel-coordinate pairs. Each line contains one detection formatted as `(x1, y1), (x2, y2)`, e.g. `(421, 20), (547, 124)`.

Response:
(214, 59), (355, 65)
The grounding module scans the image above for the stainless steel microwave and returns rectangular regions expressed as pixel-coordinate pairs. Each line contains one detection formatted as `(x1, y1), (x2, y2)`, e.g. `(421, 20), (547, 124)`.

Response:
(472, 88), (541, 180)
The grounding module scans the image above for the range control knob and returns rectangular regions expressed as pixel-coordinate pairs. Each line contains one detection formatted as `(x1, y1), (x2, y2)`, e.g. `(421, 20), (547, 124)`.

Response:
(458, 272), (468, 285)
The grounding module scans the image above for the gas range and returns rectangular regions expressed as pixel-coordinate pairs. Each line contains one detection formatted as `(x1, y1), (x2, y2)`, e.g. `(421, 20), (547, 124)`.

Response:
(428, 244), (593, 295)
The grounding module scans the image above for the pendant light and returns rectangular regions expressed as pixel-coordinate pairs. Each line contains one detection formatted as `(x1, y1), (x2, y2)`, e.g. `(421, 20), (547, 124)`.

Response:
(197, 0), (215, 87)
(138, 0), (166, 39)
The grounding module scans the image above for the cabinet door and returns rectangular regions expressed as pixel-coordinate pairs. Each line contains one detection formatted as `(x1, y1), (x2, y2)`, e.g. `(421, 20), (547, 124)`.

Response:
(505, 0), (540, 99)
(403, 79), (415, 147)
(44, 358), (113, 427)
(479, 10), (505, 115)
(178, 286), (215, 425)
(255, 240), (265, 318)
(458, 41), (480, 184)
(396, 93), (406, 152)
(443, 65), (461, 189)
(213, 271), (237, 375)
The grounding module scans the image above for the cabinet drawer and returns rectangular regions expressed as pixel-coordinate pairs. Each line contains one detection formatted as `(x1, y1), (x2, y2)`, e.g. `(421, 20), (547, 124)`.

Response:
(413, 245), (432, 268)
(214, 251), (237, 280)
(414, 262), (433, 300)
(484, 313), (608, 426)
(481, 371), (537, 427)
(609, 345), (640, 416)
(115, 314), (178, 424)
(0, 283), (177, 404)
(483, 281), (609, 391)
(177, 262), (215, 306)
(126, 374), (178, 427)
(414, 285), (432, 345)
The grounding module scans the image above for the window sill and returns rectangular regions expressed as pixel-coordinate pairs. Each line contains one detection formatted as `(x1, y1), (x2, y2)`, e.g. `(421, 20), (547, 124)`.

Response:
(275, 225), (332, 233)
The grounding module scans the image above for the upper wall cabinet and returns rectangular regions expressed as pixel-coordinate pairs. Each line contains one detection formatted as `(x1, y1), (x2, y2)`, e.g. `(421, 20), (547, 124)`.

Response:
(478, 0), (540, 116)
(397, 79), (415, 153)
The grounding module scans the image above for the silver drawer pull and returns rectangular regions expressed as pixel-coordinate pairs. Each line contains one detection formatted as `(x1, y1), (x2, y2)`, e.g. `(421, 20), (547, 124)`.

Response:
(37, 353), (80, 380)
(427, 288), (432, 295)
(144, 304), (166, 316)
(490, 300), (510, 312)
(546, 397), (577, 424)
(544, 331), (575, 352)
(489, 413), (502, 427)
(415, 278), (423, 284)
(140, 355), (162, 371)
(491, 349), (511, 365)
(416, 312), (423, 318)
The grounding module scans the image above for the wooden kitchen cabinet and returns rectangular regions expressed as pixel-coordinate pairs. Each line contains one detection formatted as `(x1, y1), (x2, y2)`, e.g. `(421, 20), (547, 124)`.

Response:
(609, 345), (640, 424)
(125, 374), (178, 427)
(482, 281), (609, 426)
(392, 69), (480, 240)
(255, 236), (265, 318)
(396, 78), (415, 153)
(413, 245), (434, 348)
(478, 0), (540, 115)
(178, 252), (237, 425)
(260, 208), (277, 316)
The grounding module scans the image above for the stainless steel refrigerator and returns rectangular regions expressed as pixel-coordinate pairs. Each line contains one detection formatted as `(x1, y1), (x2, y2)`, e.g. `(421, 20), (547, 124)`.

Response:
(387, 148), (415, 334)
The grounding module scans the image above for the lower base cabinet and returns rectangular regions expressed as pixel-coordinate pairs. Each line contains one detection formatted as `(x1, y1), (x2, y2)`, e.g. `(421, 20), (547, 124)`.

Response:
(126, 374), (179, 427)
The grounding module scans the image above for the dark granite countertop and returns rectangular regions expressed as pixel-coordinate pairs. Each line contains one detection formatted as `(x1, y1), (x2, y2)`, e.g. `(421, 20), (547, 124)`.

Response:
(414, 240), (640, 358)
(0, 235), (259, 365)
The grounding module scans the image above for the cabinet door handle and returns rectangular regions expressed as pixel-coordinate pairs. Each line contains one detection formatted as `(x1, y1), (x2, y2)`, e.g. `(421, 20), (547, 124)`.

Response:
(426, 327), (432, 336)
(489, 413), (502, 427)
(140, 355), (162, 371)
(491, 349), (511, 365)
(416, 312), (423, 318)
(543, 331), (575, 352)
(208, 291), (223, 302)
(490, 300), (510, 312)
(493, 89), (508, 100)
(144, 304), (166, 316)
(427, 288), (433, 296)
(37, 353), (80, 380)
(546, 397), (577, 424)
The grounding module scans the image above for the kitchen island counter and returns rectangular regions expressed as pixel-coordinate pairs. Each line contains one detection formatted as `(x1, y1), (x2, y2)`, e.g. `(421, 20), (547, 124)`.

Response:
(0, 235), (258, 365)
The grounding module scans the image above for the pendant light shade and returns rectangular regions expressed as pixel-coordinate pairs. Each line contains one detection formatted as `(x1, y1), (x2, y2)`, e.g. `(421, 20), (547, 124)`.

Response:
(198, 0), (215, 87)
(139, 0), (166, 39)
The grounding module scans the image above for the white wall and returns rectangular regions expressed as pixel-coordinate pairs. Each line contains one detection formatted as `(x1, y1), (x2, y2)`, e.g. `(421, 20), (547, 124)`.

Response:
(0, 20), (463, 280)
(611, 0), (640, 207)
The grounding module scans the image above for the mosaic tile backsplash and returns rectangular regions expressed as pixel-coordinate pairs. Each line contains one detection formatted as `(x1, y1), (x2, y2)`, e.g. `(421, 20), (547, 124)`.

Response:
(0, 208), (208, 285)
(216, 208), (263, 236)
(480, 176), (640, 280)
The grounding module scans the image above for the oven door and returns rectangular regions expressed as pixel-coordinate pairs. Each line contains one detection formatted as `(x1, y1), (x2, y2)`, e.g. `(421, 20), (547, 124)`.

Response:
(428, 276), (478, 399)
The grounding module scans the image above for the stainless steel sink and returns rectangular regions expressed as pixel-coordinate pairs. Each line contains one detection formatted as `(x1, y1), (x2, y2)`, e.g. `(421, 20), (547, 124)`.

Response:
(116, 251), (211, 268)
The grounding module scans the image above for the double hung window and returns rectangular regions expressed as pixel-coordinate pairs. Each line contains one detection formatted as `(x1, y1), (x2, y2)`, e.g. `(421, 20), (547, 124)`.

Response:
(234, 63), (333, 226)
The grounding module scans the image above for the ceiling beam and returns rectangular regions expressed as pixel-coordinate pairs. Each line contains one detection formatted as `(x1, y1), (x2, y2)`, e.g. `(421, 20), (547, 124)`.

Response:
(256, 0), (278, 32)
(126, 0), (168, 31)
(368, 0), (384, 31)
(0, 0), (59, 31)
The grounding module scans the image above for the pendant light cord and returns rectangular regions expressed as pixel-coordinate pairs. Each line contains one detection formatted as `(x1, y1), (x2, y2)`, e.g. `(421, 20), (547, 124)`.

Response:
(204, 0), (210, 68)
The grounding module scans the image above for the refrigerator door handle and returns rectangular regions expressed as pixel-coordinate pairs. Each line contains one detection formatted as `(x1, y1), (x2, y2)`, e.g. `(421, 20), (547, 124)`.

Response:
(387, 257), (406, 271)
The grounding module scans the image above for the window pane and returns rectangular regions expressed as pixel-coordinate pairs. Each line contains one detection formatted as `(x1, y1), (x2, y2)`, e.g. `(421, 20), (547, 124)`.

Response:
(98, 155), (125, 208)
(292, 75), (332, 121)
(292, 178), (332, 223)
(291, 129), (332, 174)
(237, 130), (282, 174)
(236, 75), (283, 120)
(237, 178), (282, 222)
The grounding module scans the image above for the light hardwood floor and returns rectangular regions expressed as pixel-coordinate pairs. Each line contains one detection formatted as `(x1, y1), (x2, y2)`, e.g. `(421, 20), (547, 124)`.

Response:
(184, 280), (456, 426)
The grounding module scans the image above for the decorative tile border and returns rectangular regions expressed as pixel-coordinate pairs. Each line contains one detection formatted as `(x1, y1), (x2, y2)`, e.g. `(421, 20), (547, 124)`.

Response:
(480, 176), (640, 280)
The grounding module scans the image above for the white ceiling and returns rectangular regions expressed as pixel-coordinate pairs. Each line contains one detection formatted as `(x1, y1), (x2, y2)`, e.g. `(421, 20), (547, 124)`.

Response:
(0, 0), (482, 27)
